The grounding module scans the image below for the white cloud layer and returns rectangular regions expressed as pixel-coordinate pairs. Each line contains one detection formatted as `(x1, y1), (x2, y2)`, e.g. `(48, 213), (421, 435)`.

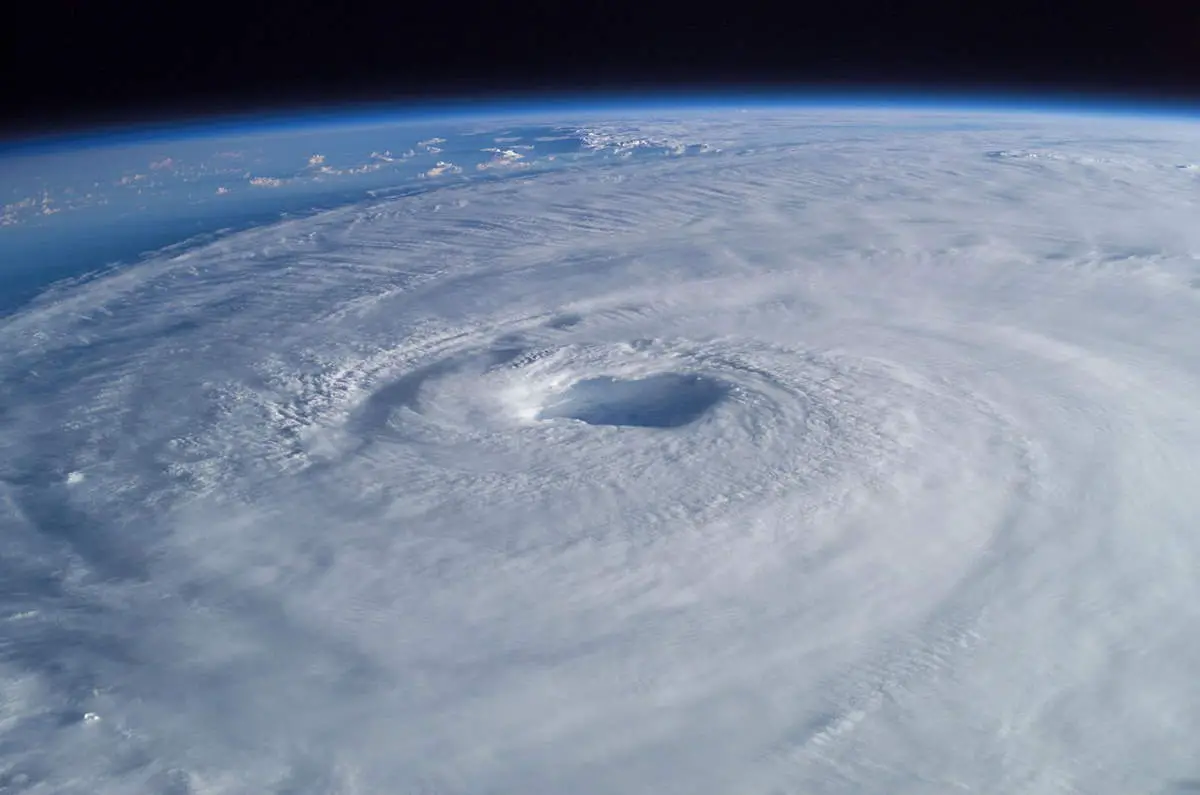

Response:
(2, 109), (1200, 794)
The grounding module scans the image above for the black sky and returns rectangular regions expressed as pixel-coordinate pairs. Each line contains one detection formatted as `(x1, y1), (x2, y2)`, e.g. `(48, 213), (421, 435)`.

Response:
(5, 1), (1200, 139)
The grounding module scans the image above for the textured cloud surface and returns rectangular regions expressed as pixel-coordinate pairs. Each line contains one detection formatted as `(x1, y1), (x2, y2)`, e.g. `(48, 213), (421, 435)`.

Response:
(2, 108), (1200, 794)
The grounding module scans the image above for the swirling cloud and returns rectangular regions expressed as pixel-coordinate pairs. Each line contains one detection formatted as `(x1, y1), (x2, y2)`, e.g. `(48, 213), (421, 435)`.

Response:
(1, 109), (1199, 794)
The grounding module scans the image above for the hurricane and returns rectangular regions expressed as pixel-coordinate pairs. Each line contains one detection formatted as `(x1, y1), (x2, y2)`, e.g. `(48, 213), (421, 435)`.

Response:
(2, 106), (1199, 794)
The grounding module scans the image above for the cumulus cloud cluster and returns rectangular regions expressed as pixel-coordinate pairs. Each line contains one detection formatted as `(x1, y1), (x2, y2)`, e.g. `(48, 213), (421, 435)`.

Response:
(2, 109), (1200, 794)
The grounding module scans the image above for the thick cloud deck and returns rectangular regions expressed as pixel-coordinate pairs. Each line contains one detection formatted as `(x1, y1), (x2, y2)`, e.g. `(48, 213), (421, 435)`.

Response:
(2, 109), (1200, 794)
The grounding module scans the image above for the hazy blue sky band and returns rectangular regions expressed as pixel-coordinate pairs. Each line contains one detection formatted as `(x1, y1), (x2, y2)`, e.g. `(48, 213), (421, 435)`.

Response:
(5, 87), (1200, 156)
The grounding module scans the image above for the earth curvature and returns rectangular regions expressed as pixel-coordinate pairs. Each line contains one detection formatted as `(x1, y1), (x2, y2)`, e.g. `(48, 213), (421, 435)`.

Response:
(2, 101), (1200, 794)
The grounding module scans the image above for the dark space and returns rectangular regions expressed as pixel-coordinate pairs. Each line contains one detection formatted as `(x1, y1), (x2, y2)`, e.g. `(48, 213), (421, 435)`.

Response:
(4, 1), (1200, 140)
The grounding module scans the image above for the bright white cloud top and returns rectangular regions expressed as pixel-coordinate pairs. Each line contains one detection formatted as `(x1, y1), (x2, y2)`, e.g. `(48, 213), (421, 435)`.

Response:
(2, 107), (1200, 794)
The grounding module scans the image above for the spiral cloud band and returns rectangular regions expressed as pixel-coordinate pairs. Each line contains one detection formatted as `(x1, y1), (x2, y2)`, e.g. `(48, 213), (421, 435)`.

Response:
(2, 109), (1200, 793)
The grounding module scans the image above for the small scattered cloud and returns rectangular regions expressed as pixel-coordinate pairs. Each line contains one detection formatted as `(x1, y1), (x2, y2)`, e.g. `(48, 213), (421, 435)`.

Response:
(307, 154), (326, 167)
(423, 161), (462, 177)
(476, 148), (529, 171)
(150, 157), (175, 170)
(249, 176), (285, 188)
(343, 163), (385, 175)
(215, 186), (230, 195)
(576, 127), (717, 158)
(417, 137), (446, 154)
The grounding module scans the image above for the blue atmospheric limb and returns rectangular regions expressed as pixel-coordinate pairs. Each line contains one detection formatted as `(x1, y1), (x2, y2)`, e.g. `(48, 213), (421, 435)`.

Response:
(4, 85), (1200, 156)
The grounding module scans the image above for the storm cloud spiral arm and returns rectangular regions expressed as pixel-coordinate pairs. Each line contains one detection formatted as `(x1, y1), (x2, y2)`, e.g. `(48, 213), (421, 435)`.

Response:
(2, 109), (1200, 793)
